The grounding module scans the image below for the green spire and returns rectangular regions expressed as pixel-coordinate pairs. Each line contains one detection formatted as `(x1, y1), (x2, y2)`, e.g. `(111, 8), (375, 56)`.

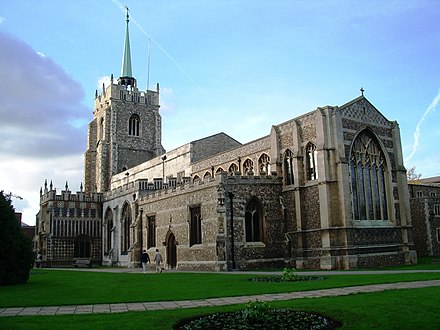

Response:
(121, 7), (133, 78)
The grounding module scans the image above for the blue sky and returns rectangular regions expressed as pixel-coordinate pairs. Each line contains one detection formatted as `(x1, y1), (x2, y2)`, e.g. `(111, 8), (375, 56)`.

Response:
(1, 0), (439, 225)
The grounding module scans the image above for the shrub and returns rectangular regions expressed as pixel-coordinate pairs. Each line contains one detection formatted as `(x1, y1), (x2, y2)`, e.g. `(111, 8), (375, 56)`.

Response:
(0, 191), (34, 285)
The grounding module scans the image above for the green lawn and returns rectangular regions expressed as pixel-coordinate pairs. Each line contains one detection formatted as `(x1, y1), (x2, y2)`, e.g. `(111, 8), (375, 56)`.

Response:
(1, 286), (439, 329)
(1, 265), (439, 329)
(1, 269), (440, 308)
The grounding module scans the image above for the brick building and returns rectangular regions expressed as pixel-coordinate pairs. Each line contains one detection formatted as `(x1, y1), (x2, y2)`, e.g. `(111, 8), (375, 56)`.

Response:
(36, 10), (418, 270)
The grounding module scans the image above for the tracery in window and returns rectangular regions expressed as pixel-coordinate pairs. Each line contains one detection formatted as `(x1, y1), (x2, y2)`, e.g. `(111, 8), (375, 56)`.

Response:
(189, 205), (202, 246)
(121, 203), (131, 254)
(306, 143), (318, 180)
(228, 163), (239, 176)
(243, 159), (254, 175)
(192, 175), (200, 183)
(284, 149), (294, 185)
(258, 154), (270, 174)
(128, 114), (140, 136)
(350, 129), (389, 221)
(216, 167), (224, 175)
(203, 171), (212, 180)
(147, 215), (156, 249)
(245, 198), (264, 242)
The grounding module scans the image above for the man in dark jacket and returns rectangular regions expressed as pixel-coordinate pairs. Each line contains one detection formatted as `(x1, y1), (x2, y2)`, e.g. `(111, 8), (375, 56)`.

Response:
(141, 250), (150, 273)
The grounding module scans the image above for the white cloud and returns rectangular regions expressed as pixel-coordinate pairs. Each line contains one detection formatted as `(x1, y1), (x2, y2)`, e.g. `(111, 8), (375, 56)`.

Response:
(0, 30), (89, 224)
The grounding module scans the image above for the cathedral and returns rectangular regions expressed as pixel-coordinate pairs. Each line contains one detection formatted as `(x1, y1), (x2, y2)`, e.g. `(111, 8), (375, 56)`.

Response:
(36, 11), (418, 270)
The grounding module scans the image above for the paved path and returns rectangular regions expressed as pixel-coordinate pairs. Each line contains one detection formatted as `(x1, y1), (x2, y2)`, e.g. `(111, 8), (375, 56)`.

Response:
(1, 277), (440, 317)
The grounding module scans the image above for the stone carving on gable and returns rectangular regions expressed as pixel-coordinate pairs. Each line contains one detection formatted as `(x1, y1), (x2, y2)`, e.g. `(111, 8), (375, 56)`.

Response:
(340, 98), (391, 127)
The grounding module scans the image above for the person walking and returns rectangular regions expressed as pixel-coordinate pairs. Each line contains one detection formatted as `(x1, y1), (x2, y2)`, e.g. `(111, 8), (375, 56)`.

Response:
(154, 248), (163, 273)
(141, 250), (150, 273)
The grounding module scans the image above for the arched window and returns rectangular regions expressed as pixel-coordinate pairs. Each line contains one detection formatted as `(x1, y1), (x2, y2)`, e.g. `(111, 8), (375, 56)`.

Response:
(228, 163), (239, 176)
(306, 143), (318, 181)
(243, 159), (254, 174)
(104, 209), (113, 255)
(128, 114), (140, 136)
(74, 234), (91, 258)
(258, 154), (270, 174)
(121, 203), (131, 254)
(203, 171), (212, 180)
(350, 129), (389, 221)
(192, 175), (200, 183)
(216, 167), (224, 175)
(284, 149), (294, 185)
(189, 205), (202, 246)
(245, 198), (264, 242)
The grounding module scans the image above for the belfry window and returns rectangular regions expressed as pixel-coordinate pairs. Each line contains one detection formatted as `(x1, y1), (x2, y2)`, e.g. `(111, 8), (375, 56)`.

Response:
(245, 198), (264, 242)
(284, 149), (294, 185)
(128, 114), (140, 136)
(350, 129), (389, 221)
(189, 206), (202, 246)
(306, 143), (318, 180)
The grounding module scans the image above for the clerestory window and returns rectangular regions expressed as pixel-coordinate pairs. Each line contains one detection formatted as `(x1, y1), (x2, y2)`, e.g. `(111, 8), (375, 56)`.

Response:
(284, 149), (294, 185)
(306, 143), (318, 181)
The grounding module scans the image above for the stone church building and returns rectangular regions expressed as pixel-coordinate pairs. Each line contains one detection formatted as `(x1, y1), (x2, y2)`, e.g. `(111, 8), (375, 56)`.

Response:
(36, 11), (417, 270)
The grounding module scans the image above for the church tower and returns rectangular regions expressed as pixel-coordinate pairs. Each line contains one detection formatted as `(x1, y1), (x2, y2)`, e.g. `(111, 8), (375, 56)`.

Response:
(84, 9), (165, 193)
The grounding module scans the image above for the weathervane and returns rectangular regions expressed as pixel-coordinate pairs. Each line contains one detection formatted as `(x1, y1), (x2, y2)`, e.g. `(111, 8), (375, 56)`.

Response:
(125, 5), (129, 23)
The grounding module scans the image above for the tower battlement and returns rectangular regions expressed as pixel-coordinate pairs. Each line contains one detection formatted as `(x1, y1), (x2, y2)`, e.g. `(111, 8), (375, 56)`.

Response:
(94, 77), (160, 112)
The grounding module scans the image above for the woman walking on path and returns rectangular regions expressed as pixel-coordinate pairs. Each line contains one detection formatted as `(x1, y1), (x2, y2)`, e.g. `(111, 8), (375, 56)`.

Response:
(154, 249), (163, 273)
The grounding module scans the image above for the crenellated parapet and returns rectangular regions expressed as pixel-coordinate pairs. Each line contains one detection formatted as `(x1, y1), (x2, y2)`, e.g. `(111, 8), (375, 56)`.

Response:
(94, 75), (160, 113)
(105, 172), (282, 202)
(39, 180), (103, 204)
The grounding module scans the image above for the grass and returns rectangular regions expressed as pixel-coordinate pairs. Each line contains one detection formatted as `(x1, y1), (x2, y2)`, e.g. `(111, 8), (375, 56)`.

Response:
(1, 287), (439, 329)
(1, 269), (440, 308)
(1, 262), (439, 329)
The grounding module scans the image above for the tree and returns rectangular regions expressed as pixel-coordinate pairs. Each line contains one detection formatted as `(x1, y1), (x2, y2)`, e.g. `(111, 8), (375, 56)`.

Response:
(407, 166), (422, 182)
(0, 191), (34, 285)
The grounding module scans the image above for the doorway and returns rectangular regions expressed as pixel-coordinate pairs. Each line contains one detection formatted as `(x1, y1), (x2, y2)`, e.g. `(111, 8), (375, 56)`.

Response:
(166, 233), (177, 269)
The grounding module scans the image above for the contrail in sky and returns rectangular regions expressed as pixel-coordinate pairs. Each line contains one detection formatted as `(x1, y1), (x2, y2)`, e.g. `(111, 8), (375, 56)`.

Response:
(111, 0), (200, 89)
(405, 88), (440, 163)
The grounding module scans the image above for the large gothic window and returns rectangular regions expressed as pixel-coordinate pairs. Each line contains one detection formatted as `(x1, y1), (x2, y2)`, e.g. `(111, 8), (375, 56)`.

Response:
(258, 154), (270, 174)
(243, 159), (254, 174)
(350, 129), (389, 221)
(189, 205), (202, 246)
(245, 198), (264, 242)
(104, 209), (113, 255)
(121, 203), (131, 254)
(306, 143), (318, 181)
(284, 149), (294, 185)
(128, 114), (140, 136)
